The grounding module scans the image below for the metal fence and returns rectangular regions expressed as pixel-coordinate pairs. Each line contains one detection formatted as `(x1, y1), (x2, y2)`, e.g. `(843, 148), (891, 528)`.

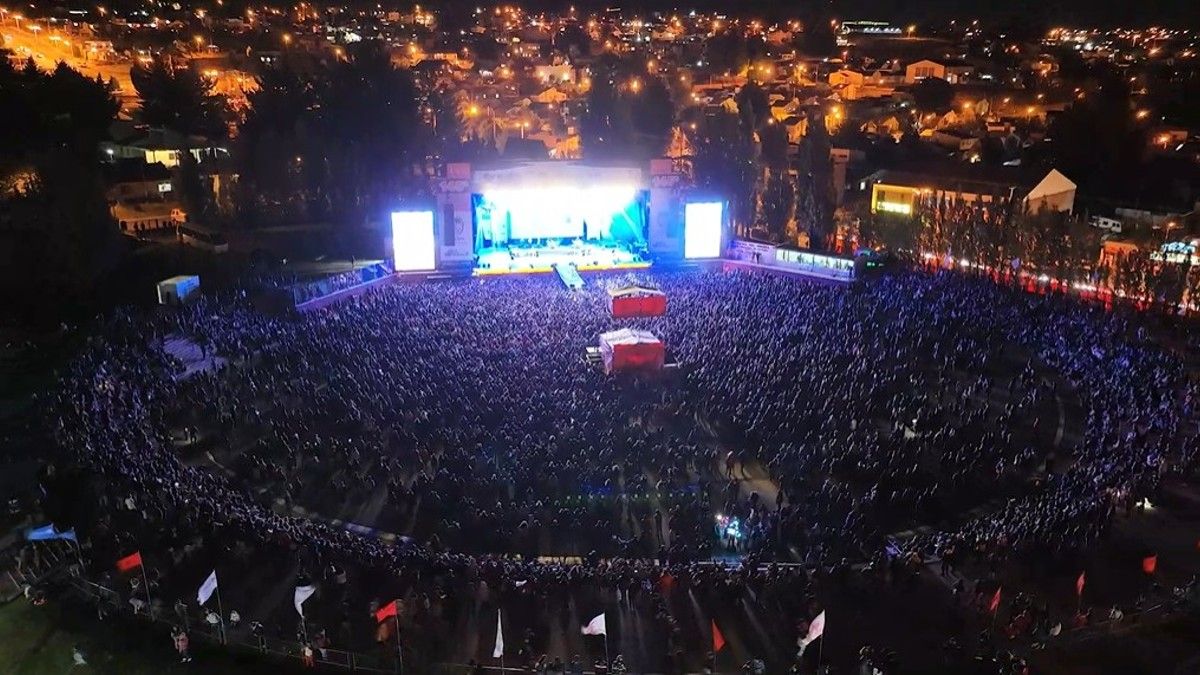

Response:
(69, 576), (399, 673)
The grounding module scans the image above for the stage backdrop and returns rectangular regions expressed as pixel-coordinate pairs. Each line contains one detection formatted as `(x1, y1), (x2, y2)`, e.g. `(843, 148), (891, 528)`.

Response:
(471, 163), (647, 248)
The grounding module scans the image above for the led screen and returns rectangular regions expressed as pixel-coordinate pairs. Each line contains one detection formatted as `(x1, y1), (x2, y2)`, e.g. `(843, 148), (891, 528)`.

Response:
(684, 202), (723, 259)
(391, 210), (436, 271)
(473, 186), (644, 245)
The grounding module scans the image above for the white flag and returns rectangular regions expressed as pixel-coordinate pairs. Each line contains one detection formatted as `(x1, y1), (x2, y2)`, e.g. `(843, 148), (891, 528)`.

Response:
(798, 610), (826, 657)
(581, 613), (606, 636)
(197, 570), (218, 606)
(294, 584), (317, 617)
(807, 610), (826, 642)
(492, 609), (504, 658)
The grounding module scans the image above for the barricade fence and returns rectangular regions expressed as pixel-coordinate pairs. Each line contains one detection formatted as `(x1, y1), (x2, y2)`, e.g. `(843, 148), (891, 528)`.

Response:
(68, 576), (398, 673)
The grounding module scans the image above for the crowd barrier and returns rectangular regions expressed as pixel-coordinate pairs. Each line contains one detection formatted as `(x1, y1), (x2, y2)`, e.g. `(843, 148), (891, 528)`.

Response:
(69, 576), (397, 673)
(284, 261), (396, 310)
(917, 253), (1196, 316)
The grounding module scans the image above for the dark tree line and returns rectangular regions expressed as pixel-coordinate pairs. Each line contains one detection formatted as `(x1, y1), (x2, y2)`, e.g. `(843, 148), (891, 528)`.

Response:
(0, 56), (123, 321)
(233, 45), (424, 226)
(579, 55), (674, 160)
(132, 58), (229, 140)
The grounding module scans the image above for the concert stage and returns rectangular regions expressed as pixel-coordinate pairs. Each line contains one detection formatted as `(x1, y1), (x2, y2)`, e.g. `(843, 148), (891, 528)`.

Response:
(391, 160), (730, 276)
(474, 240), (650, 275)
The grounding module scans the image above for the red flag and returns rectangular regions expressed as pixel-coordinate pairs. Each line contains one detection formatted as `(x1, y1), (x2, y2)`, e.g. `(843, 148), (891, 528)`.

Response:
(374, 599), (398, 623)
(711, 619), (726, 653)
(1142, 555), (1157, 575)
(988, 586), (1002, 613)
(1076, 571), (1086, 597)
(116, 551), (143, 573)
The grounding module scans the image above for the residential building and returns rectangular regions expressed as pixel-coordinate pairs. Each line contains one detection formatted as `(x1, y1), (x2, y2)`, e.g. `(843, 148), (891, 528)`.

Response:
(867, 167), (1076, 215)
(904, 59), (975, 84)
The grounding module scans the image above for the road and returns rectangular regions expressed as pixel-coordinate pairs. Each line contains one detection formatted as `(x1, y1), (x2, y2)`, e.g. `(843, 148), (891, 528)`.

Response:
(1, 20), (136, 113)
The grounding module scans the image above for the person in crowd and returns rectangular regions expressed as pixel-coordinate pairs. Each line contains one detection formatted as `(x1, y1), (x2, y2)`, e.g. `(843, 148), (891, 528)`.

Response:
(39, 269), (1199, 673)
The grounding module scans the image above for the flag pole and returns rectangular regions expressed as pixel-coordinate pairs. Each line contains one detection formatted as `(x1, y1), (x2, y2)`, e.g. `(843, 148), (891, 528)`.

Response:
(215, 581), (226, 645)
(603, 629), (610, 672)
(394, 611), (403, 675)
(140, 563), (153, 618)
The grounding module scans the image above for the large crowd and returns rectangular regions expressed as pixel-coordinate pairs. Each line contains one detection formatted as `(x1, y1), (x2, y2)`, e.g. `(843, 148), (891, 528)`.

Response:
(37, 268), (1200, 672)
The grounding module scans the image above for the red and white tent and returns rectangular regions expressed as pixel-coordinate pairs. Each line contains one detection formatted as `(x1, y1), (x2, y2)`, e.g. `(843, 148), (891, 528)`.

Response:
(598, 329), (665, 374)
(607, 286), (667, 318)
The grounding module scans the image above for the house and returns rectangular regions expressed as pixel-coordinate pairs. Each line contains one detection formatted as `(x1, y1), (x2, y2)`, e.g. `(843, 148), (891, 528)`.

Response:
(533, 63), (575, 84)
(904, 59), (974, 85)
(532, 87), (569, 105)
(930, 129), (982, 154)
(867, 167), (1076, 215)
(104, 160), (174, 202)
(828, 70), (865, 89)
(102, 123), (228, 169)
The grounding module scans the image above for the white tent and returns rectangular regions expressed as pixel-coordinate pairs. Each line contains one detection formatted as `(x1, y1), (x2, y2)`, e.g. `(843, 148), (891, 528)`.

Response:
(157, 275), (200, 305)
(1025, 169), (1077, 214)
(598, 329), (664, 374)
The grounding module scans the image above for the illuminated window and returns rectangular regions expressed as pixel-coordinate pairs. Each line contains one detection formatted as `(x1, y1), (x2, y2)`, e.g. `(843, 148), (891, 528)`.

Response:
(877, 201), (912, 215)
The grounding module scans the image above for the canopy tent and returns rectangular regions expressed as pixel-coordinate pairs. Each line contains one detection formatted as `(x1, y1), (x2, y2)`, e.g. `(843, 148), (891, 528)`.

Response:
(598, 328), (664, 374)
(607, 285), (667, 317)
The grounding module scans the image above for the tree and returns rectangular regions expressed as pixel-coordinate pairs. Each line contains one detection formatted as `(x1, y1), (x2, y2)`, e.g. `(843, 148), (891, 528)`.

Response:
(235, 65), (317, 223)
(691, 110), (757, 231)
(761, 171), (795, 242)
(557, 23), (591, 56)
(912, 77), (955, 114)
(233, 44), (422, 227)
(735, 81), (770, 130)
(704, 30), (751, 74)
(578, 55), (675, 160)
(628, 76), (674, 156)
(0, 58), (123, 322)
(795, 109), (835, 250)
(177, 152), (212, 222)
(131, 57), (228, 138)
(1044, 75), (1145, 197)
(579, 75), (632, 159)
(797, 12), (837, 57)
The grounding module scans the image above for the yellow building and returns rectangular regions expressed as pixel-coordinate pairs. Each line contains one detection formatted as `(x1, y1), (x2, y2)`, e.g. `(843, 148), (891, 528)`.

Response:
(868, 168), (1076, 216)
